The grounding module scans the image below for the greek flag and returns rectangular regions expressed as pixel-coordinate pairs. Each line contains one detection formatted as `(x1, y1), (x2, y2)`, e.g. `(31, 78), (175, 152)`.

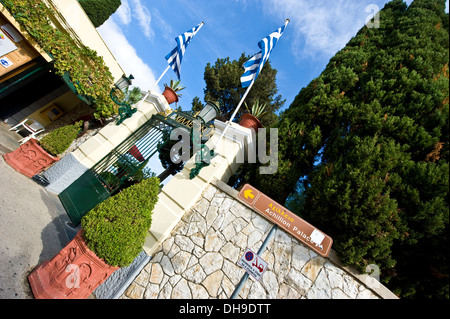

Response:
(241, 20), (289, 88)
(165, 22), (204, 79)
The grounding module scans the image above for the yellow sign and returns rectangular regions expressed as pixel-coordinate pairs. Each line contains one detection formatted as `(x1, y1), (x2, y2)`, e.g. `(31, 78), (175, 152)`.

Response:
(244, 189), (254, 199)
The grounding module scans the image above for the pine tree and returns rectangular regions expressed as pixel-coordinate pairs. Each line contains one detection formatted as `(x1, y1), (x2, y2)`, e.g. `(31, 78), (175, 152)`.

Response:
(78, 0), (121, 28)
(253, 0), (448, 298)
(203, 53), (285, 127)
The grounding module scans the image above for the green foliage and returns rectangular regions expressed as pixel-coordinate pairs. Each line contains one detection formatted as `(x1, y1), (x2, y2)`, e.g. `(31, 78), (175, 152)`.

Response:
(303, 136), (408, 272)
(129, 162), (156, 183)
(3, 0), (118, 120)
(78, 0), (121, 28)
(249, 0), (449, 298)
(202, 53), (285, 127)
(191, 96), (204, 114)
(38, 122), (82, 156)
(99, 171), (119, 191)
(122, 86), (143, 105)
(99, 155), (156, 192)
(244, 100), (267, 118)
(81, 177), (160, 267)
(156, 131), (187, 181)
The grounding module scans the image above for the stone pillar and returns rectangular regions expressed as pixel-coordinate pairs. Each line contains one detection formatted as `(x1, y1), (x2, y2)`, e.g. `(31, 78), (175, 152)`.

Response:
(143, 120), (254, 255)
(44, 92), (169, 194)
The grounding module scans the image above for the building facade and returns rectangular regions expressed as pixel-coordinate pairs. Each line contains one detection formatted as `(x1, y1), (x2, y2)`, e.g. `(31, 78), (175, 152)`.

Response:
(0, 0), (126, 128)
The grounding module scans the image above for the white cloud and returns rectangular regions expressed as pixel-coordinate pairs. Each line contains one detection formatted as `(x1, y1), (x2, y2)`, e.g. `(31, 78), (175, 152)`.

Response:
(130, 0), (153, 40)
(265, 0), (449, 62)
(97, 19), (160, 92)
(115, 0), (132, 25)
(115, 0), (174, 42)
(263, 0), (377, 61)
(148, 8), (173, 41)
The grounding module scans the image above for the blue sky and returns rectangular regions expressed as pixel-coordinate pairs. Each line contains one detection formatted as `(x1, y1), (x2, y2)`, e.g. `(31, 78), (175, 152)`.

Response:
(98, 0), (449, 115)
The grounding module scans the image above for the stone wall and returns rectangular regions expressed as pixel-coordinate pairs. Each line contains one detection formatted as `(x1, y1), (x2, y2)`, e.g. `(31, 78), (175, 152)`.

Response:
(121, 179), (397, 299)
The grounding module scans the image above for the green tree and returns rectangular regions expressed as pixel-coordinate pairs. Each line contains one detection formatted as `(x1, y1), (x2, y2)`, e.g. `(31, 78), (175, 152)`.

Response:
(252, 0), (448, 299)
(78, 0), (121, 27)
(191, 96), (204, 114)
(202, 53), (285, 127)
(157, 130), (190, 182)
(122, 86), (143, 105)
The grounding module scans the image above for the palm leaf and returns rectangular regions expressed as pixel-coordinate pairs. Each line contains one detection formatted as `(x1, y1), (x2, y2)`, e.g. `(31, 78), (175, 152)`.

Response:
(244, 100), (267, 118)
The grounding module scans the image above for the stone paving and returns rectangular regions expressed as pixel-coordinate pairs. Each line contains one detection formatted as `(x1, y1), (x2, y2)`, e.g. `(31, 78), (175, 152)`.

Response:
(121, 184), (381, 299)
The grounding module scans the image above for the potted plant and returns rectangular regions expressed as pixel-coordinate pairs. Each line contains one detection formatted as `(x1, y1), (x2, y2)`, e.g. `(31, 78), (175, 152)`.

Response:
(27, 177), (160, 299)
(3, 121), (82, 178)
(239, 100), (267, 131)
(162, 79), (185, 105)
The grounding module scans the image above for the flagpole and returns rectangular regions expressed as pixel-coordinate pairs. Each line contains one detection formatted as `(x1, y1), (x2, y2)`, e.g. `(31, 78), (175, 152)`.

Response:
(212, 78), (256, 151)
(149, 21), (204, 93)
(136, 21), (205, 109)
(211, 19), (289, 152)
(151, 65), (171, 91)
(135, 64), (171, 109)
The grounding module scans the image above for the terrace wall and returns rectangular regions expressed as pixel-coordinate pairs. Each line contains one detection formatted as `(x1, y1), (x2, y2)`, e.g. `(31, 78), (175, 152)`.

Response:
(121, 179), (398, 299)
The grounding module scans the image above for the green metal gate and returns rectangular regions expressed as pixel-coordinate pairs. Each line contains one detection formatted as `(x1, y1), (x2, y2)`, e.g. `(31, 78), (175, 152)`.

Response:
(59, 109), (215, 226)
(59, 115), (172, 225)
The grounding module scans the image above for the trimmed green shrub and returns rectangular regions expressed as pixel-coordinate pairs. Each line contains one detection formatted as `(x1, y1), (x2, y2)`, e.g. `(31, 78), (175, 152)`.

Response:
(81, 177), (160, 267)
(78, 0), (122, 28)
(39, 121), (82, 156)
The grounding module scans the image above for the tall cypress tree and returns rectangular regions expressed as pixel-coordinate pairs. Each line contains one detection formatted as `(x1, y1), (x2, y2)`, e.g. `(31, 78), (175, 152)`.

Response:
(252, 0), (448, 298)
(78, 0), (122, 28)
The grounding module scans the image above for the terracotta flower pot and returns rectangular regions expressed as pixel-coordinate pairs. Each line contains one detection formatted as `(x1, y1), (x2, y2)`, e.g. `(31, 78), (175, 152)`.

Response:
(162, 86), (179, 104)
(3, 138), (59, 178)
(239, 113), (263, 131)
(28, 230), (119, 299)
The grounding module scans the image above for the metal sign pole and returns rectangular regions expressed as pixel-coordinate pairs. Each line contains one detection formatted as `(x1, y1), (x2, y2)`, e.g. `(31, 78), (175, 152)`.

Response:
(230, 224), (278, 299)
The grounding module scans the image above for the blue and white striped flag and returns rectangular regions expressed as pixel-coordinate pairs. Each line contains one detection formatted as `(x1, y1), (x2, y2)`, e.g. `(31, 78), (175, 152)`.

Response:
(241, 20), (289, 88)
(165, 22), (204, 79)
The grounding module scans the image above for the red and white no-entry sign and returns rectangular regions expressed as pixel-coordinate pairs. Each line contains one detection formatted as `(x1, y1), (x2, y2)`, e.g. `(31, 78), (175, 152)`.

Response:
(238, 248), (268, 281)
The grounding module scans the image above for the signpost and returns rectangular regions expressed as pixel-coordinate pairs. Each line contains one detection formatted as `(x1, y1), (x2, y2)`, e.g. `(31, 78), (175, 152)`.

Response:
(238, 248), (268, 281)
(238, 184), (333, 257)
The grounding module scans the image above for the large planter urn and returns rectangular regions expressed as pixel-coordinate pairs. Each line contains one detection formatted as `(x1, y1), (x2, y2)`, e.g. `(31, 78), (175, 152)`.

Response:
(28, 230), (119, 299)
(239, 113), (263, 131)
(162, 86), (179, 104)
(3, 138), (59, 178)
